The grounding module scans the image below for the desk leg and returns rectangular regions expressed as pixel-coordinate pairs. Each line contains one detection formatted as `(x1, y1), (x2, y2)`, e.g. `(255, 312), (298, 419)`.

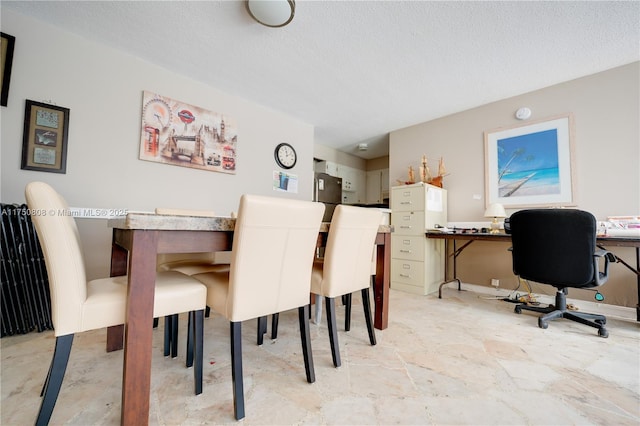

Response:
(438, 239), (462, 299)
(121, 230), (158, 425)
(373, 233), (390, 330)
(599, 245), (640, 322)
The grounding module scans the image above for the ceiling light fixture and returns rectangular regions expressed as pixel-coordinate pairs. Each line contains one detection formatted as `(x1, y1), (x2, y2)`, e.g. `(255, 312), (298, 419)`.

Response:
(246, 0), (295, 28)
(358, 143), (368, 151)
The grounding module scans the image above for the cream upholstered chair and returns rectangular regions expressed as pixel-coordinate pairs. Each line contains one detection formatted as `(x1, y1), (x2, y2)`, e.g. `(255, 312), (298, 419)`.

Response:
(25, 182), (207, 426)
(311, 205), (382, 367)
(154, 208), (231, 359)
(191, 194), (324, 420)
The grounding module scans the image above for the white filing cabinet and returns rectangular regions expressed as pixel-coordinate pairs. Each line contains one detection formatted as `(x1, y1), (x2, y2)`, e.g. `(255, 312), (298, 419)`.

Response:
(391, 182), (447, 295)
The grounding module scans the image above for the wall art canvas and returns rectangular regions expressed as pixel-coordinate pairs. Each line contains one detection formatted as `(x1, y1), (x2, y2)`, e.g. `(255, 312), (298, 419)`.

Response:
(484, 114), (575, 208)
(139, 91), (237, 174)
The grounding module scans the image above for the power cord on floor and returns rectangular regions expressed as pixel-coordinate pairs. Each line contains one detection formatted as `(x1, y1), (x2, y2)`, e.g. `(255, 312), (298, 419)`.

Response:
(502, 278), (540, 305)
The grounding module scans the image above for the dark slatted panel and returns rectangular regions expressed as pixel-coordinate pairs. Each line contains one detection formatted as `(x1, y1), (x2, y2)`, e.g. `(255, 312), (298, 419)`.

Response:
(1, 204), (53, 337)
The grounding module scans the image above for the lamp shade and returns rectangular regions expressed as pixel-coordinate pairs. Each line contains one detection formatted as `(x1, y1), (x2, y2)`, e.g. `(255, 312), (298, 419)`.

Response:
(246, 0), (295, 28)
(484, 203), (506, 218)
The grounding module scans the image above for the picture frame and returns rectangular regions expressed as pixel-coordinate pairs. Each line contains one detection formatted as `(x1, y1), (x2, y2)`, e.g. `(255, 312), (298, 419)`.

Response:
(1, 32), (16, 107)
(139, 91), (238, 174)
(484, 114), (576, 208)
(21, 100), (70, 174)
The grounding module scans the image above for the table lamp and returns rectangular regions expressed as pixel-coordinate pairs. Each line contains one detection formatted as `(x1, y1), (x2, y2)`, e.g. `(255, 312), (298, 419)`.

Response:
(484, 203), (506, 234)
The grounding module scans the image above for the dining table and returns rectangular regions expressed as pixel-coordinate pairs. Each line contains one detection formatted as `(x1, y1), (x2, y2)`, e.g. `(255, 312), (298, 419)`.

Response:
(105, 212), (392, 425)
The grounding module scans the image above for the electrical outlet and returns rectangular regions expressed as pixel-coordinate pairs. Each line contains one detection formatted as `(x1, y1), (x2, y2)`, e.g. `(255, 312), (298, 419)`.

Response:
(491, 278), (499, 288)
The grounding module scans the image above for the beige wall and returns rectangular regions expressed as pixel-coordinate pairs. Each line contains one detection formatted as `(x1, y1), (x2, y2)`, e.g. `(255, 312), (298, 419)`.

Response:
(1, 10), (315, 279)
(390, 62), (639, 308)
(367, 156), (390, 171)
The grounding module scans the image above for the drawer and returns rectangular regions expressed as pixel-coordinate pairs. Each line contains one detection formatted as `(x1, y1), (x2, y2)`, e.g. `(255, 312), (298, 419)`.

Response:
(391, 235), (424, 261)
(391, 211), (425, 235)
(391, 258), (424, 287)
(391, 186), (425, 211)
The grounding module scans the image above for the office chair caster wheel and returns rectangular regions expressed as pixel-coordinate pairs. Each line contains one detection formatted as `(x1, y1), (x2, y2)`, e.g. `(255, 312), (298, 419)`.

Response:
(538, 318), (548, 329)
(595, 318), (606, 325)
(598, 328), (609, 338)
(514, 305), (522, 314)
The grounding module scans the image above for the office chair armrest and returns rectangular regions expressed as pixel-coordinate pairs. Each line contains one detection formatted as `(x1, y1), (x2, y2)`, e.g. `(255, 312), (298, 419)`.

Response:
(593, 249), (615, 286)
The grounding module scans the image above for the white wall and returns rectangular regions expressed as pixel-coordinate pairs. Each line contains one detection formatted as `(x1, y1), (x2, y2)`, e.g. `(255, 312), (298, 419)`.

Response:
(389, 62), (640, 307)
(0, 10), (315, 278)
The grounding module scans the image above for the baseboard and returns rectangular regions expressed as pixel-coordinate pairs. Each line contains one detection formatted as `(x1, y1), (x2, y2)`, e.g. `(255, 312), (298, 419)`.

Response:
(446, 282), (637, 322)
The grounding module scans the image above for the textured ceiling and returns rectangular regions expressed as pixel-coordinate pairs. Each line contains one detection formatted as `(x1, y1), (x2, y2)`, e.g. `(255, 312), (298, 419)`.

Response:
(3, 1), (639, 159)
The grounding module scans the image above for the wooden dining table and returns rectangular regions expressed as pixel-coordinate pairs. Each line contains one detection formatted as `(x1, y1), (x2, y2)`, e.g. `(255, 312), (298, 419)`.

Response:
(105, 212), (392, 425)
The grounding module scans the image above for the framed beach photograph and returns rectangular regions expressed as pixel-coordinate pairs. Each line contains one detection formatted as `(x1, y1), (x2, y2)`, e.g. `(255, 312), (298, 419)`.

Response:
(21, 100), (70, 174)
(484, 114), (576, 208)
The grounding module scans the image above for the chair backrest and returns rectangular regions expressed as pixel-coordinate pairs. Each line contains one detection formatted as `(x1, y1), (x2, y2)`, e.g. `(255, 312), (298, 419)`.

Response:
(25, 182), (88, 335)
(319, 205), (383, 297)
(226, 194), (325, 321)
(509, 208), (597, 288)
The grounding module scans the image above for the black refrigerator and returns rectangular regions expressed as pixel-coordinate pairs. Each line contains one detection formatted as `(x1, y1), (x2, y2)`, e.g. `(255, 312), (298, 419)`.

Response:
(314, 172), (342, 222)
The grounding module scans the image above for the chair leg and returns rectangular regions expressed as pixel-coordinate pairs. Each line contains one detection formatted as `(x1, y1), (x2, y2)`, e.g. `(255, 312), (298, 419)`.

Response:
(344, 293), (352, 331)
(205, 305), (211, 318)
(230, 321), (245, 420)
(193, 310), (204, 395)
(298, 305), (316, 383)
(257, 316), (267, 345)
(163, 314), (179, 358)
(325, 297), (341, 367)
(186, 311), (194, 368)
(271, 313), (279, 340)
(163, 315), (172, 357)
(36, 334), (74, 426)
(171, 314), (179, 358)
(361, 288), (377, 346)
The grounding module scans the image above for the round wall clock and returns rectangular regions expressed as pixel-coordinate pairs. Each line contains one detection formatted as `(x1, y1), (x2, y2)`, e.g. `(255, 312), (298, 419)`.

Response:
(274, 143), (297, 169)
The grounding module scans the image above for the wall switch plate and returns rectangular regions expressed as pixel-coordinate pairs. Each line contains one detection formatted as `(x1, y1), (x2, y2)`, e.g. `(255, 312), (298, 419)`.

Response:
(491, 279), (499, 287)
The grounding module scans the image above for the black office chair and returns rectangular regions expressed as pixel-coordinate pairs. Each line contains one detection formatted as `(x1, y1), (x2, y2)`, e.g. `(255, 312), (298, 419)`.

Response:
(506, 209), (615, 338)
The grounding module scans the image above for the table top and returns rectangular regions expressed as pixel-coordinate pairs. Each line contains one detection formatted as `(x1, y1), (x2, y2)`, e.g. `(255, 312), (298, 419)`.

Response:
(425, 230), (640, 247)
(108, 212), (393, 233)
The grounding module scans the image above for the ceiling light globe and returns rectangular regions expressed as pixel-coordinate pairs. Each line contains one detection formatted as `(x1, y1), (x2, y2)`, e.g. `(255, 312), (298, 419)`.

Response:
(246, 0), (295, 28)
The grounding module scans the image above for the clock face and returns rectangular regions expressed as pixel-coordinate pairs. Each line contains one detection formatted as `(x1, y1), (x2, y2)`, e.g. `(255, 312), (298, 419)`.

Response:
(275, 143), (297, 169)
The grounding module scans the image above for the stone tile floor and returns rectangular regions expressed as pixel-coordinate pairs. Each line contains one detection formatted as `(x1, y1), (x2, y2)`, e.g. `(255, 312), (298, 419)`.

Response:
(2, 287), (639, 425)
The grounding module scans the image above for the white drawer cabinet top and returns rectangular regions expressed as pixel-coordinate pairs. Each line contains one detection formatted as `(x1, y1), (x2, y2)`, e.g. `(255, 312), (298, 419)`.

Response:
(391, 182), (445, 213)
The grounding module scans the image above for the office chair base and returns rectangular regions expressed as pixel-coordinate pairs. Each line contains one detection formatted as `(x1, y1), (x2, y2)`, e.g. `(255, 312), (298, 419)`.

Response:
(514, 290), (608, 338)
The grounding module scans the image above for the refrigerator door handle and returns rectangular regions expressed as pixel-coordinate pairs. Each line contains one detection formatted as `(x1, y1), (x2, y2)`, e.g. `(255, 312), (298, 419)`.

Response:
(314, 178), (319, 202)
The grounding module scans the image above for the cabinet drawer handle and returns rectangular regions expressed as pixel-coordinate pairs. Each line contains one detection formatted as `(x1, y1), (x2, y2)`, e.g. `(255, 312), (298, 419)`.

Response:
(400, 201), (412, 205)
(400, 249), (412, 253)
(399, 273), (411, 278)
(400, 225), (412, 229)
